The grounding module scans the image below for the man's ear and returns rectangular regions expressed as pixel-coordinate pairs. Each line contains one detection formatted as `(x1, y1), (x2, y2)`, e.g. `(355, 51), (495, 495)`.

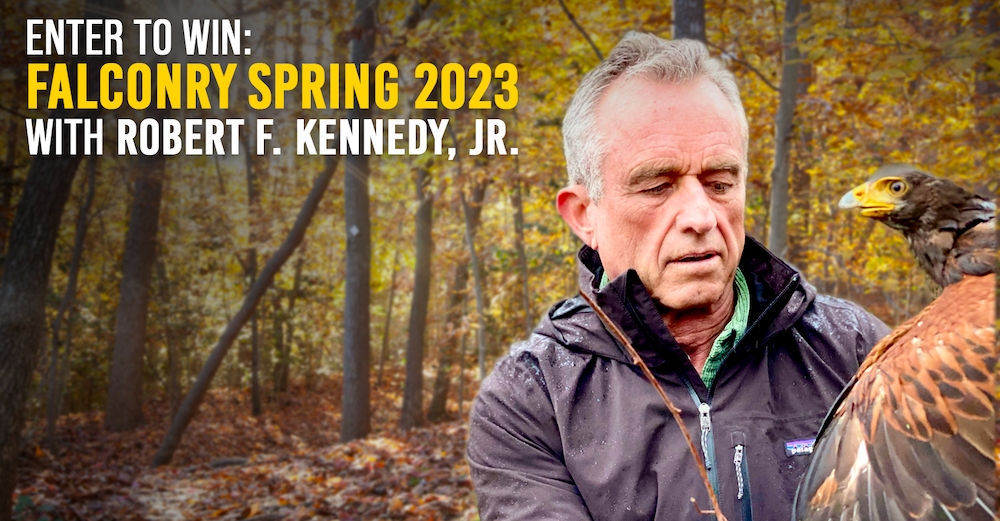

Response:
(557, 185), (597, 248)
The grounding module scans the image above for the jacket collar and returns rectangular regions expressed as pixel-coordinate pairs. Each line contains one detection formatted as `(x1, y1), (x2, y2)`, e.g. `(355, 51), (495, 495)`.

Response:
(571, 236), (814, 372)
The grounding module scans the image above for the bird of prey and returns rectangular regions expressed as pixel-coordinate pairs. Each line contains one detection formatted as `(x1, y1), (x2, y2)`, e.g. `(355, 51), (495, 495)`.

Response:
(793, 164), (997, 521)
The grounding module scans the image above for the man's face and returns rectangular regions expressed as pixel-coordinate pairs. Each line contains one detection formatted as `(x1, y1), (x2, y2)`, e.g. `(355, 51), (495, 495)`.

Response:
(586, 76), (746, 311)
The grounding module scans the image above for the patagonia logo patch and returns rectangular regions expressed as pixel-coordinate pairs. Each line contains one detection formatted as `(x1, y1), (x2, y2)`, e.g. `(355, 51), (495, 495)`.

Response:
(785, 438), (815, 457)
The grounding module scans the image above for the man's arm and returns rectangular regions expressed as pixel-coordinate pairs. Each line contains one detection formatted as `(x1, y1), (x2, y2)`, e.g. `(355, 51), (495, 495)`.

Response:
(467, 350), (593, 520)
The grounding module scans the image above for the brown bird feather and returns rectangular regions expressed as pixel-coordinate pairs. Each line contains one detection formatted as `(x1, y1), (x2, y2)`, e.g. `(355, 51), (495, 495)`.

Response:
(794, 165), (997, 521)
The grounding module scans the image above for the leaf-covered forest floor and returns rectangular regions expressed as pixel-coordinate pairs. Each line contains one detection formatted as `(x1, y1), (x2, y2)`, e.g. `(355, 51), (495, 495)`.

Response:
(14, 372), (480, 520)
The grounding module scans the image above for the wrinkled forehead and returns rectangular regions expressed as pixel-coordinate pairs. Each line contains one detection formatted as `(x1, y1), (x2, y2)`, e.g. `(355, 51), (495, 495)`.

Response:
(597, 76), (749, 173)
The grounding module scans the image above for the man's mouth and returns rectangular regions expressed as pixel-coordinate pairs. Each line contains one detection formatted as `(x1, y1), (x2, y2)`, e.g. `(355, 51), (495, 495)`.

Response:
(675, 252), (718, 263)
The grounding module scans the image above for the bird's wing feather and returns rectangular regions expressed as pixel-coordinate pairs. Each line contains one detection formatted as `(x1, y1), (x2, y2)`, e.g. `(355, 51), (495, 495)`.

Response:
(946, 218), (997, 284)
(795, 274), (996, 521)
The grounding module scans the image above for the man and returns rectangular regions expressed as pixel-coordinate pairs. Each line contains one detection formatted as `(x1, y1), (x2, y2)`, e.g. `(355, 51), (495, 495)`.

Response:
(466, 33), (891, 520)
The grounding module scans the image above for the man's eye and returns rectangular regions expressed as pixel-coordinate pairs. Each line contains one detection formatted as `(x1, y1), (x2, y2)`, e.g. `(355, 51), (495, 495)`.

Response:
(644, 183), (671, 195)
(709, 182), (731, 194)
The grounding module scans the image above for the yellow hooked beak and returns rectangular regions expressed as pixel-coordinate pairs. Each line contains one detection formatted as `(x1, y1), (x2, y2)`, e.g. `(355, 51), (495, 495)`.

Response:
(838, 182), (896, 217)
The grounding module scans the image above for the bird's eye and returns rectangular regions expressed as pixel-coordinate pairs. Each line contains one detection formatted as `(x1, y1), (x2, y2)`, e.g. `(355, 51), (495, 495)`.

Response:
(889, 181), (905, 194)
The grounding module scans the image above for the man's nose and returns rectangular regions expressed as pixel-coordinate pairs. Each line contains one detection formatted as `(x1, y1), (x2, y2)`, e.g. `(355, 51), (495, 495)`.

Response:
(674, 179), (717, 234)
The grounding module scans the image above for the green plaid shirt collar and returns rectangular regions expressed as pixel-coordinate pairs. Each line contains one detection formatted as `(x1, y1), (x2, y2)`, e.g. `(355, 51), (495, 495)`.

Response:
(699, 268), (749, 388)
(598, 267), (750, 388)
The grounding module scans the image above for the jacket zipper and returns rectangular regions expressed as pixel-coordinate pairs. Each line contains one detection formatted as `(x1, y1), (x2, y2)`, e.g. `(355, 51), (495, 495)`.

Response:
(732, 432), (752, 521)
(733, 444), (744, 499)
(683, 380), (719, 500)
(699, 403), (713, 480)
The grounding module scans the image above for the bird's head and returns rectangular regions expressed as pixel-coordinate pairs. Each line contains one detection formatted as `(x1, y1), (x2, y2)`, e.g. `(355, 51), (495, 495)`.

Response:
(838, 164), (964, 234)
(838, 163), (997, 286)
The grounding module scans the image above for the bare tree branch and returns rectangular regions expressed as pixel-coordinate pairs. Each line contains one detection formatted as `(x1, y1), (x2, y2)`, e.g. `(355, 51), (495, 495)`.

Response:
(555, 0), (603, 61)
(705, 41), (780, 92)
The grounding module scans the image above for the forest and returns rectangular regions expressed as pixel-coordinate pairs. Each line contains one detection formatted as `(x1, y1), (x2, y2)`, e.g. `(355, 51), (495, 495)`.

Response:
(0, 0), (997, 519)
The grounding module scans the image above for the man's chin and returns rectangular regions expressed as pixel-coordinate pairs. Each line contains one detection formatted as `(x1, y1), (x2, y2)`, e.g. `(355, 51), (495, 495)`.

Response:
(651, 284), (726, 313)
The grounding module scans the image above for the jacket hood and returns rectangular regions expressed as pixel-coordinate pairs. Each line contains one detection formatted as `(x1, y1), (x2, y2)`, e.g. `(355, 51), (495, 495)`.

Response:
(536, 236), (816, 371)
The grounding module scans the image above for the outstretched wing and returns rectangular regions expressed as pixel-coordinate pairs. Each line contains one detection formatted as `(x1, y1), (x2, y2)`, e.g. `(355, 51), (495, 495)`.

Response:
(794, 274), (997, 521)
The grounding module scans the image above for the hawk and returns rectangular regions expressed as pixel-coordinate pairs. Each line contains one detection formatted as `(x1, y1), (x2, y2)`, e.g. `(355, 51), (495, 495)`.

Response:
(793, 164), (997, 521)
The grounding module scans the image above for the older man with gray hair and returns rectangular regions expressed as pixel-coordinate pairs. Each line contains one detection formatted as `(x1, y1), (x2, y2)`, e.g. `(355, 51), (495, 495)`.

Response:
(466, 33), (889, 520)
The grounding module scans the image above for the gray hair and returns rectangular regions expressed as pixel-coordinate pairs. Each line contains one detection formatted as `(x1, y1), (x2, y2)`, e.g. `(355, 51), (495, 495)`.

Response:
(562, 33), (749, 200)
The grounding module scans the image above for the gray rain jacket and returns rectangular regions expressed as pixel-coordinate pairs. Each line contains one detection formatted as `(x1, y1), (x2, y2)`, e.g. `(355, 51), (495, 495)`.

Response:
(467, 237), (890, 520)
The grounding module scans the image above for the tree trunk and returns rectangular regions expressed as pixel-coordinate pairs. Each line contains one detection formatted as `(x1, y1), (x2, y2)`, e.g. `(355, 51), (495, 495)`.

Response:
(274, 254), (302, 394)
(156, 260), (180, 415)
(788, 39), (814, 267)
(244, 111), (263, 416)
(0, 0), (122, 513)
(242, 3), (277, 417)
(340, 0), (377, 443)
(456, 297), (468, 418)
(152, 156), (340, 467)
(271, 294), (284, 395)
(673, 0), (706, 41)
(0, 118), (16, 260)
(249, 249), (262, 416)
(377, 246), (400, 385)
(463, 192), (489, 380)
(426, 180), (487, 422)
(55, 303), (76, 423)
(511, 174), (532, 337)
(400, 161), (434, 430)
(45, 156), (96, 449)
(766, 0), (805, 259)
(106, 109), (167, 432)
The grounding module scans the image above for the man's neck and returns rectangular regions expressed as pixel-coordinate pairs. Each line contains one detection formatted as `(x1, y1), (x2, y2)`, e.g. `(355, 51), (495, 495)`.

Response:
(660, 287), (735, 373)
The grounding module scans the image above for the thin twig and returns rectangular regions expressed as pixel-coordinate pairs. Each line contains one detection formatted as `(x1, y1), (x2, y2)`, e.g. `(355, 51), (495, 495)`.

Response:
(878, 22), (906, 53)
(555, 0), (603, 61)
(578, 289), (728, 521)
(705, 41), (779, 92)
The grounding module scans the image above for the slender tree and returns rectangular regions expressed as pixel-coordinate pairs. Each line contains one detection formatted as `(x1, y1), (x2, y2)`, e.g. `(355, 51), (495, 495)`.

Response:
(341, 0), (377, 442)
(788, 14), (814, 267)
(46, 156), (97, 448)
(426, 180), (487, 422)
(511, 175), (532, 337)
(106, 108), (168, 431)
(245, 146), (263, 416)
(0, 119), (16, 259)
(456, 297), (469, 417)
(243, 8), (278, 417)
(464, 190), (489, 380)
(399, 159), (434, 429)
(766, 0), (806, 258)
(377, 245), (401, 385)
(399, 60), (441, 428)
(155, 260), (181, 415)
(274, 254), (304, 393)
